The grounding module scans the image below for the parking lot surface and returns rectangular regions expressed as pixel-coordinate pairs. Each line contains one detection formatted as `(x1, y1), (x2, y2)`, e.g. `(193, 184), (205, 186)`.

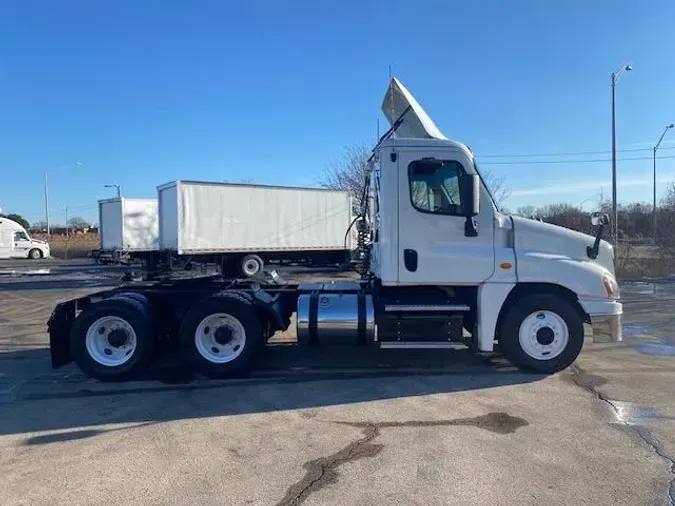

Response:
(1, 260), (674, 505)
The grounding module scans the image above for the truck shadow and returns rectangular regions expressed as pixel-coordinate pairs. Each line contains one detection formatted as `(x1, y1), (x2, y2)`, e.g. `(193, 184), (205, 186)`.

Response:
(0, 346), (544, 440)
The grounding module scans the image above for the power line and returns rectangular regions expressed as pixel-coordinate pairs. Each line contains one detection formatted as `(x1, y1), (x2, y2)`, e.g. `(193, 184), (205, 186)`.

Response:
(481, 154), (675, 166)
(479, 145), (675, 158)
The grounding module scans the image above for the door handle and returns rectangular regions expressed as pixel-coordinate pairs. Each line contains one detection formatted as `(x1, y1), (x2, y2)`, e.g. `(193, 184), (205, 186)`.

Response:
(404, 249), (418, 272)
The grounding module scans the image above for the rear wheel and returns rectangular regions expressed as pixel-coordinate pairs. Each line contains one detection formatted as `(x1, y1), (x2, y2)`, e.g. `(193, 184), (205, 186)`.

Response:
(28, 248), (42, 260)
(70, 297), (155, 381)
(180, 296), (263, 378)
(498, 294), (584, 374)
(240, 254), (264, 277)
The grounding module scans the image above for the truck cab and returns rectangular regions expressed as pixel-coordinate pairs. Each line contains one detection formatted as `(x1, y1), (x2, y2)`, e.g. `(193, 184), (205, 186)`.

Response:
(368, 78), (622, 358)
(0, 218), (51, 259)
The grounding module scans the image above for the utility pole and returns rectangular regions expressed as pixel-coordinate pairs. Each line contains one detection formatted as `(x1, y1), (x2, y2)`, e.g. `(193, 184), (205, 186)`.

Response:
(653, 123), (674, 243)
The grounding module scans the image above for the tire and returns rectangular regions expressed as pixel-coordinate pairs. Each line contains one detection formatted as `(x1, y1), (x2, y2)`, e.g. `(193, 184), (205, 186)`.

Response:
(498, 294), (584, 374)
(180, 295), (263, 378)
(240, 254), (264, 277)
(29, 248), (42, 260)
(70, 298), (155, 381)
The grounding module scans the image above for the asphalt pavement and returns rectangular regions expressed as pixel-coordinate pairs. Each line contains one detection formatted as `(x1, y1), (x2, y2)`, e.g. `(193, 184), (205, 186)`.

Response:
(0, 260), (674, 505)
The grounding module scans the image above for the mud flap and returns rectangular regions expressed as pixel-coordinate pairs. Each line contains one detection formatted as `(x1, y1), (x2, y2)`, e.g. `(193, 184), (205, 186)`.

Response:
(48, 300), (76, 368)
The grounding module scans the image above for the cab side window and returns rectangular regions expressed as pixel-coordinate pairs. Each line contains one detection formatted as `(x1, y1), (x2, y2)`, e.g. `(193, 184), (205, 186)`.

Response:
(408, 160), (464, 216)
(14, 231), (29, 241)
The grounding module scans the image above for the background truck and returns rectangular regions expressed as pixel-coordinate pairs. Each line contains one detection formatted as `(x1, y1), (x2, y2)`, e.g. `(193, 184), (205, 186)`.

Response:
(47, 77), (623, 382)
(157, 181), (354, 276)
(95, 197), (159, 264)
(0, 217), (50, 259)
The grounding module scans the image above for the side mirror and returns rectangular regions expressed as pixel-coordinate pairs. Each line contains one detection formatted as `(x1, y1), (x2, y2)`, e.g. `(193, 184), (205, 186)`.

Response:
(587, 213), (610, 259)
(461, 173), (480, 217)
(591, 212), (610, 227)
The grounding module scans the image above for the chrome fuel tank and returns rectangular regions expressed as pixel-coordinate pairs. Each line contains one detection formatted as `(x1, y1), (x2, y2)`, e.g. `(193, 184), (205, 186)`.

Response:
(297, 292), (375, 346)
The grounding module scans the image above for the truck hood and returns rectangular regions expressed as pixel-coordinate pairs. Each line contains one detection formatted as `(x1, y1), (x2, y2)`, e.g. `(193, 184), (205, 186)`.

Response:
(511, 215), (615, 275)
(381, 78), (447, 140)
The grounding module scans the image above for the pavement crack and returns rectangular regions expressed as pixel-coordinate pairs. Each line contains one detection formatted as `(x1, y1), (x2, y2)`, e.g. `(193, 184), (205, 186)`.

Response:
(274, 422), (382, 506)
(275, 412), (528, 506)
(570, 364), (675, 506)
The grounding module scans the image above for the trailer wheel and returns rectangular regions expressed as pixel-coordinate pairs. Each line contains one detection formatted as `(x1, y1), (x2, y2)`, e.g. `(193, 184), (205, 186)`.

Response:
(70, 297), (155, 381)
(180, 296), (263, 378)
(241, 254), (264, 277)
(498, 294), (584, 374)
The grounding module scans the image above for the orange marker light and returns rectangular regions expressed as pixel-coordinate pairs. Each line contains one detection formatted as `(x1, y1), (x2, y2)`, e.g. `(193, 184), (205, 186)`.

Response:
(500, 262), (512, 270)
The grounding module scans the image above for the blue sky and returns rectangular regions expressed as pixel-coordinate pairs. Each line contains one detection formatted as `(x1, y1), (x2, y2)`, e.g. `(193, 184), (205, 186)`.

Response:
(1, 0), (674, 224)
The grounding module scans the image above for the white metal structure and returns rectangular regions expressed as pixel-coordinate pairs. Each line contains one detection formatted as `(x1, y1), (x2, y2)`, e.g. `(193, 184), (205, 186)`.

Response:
(98, 198), (159, 252)
(157, 181), (353, 254)
(0, 217), (50, 259)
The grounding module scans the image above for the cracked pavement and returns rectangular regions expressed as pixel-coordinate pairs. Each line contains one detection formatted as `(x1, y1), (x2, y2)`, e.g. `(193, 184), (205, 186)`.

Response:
(1, 264), (674, 505)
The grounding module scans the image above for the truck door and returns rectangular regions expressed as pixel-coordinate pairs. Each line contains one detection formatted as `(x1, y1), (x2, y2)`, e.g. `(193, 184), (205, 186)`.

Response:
(397, 149), (495, 285)
(12, 231), (32, 258)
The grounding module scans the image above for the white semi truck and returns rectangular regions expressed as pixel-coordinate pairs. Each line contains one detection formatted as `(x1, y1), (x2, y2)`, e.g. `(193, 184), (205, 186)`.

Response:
(0, 217), (50, 259)
(47, 78), (622, 381)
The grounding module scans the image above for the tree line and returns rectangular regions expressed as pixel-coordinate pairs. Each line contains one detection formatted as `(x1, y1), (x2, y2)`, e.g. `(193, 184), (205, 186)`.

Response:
(0, 213), (94, 231)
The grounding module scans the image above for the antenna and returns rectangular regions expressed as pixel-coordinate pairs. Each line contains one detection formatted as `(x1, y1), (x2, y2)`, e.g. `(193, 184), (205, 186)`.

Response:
(376, 119), (380, 142)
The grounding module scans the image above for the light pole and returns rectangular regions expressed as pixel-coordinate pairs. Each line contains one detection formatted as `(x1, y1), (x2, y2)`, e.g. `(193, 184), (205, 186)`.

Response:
(653, 123), (674, 242)
(104, 184), (122, 198)
(611, 63), (632, 247)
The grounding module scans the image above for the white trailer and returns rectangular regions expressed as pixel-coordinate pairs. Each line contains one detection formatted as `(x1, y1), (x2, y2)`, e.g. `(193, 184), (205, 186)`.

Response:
(157, 181), (354, 275)
(97, 198), (158, 264)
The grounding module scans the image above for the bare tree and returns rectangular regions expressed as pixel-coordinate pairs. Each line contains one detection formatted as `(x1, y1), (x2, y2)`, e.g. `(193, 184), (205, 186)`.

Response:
(30, 220), (48, 232)
(514, 205), (537, 218)
(481, 171), (511, 207)
(319, 145), (370, 211)
(67, 216), (91, 229)
(662, 182), (675, 209)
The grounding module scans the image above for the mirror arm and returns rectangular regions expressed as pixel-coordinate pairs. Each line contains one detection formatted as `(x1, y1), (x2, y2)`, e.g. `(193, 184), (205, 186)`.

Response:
(587, 224), (604, 259)
(464, 216), (478, 237)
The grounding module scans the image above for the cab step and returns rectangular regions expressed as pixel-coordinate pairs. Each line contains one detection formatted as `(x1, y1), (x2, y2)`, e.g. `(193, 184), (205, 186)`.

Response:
(384, 304), (470, 312)
(379, 341), (467, 349)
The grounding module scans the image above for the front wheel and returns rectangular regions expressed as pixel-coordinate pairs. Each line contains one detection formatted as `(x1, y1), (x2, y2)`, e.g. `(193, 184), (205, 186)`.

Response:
(498, 294), (584, 374)
(28, 248), (42, 260)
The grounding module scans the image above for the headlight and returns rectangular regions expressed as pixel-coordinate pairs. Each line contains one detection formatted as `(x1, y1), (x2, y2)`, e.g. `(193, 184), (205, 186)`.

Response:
(602, 273), (620, 298)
